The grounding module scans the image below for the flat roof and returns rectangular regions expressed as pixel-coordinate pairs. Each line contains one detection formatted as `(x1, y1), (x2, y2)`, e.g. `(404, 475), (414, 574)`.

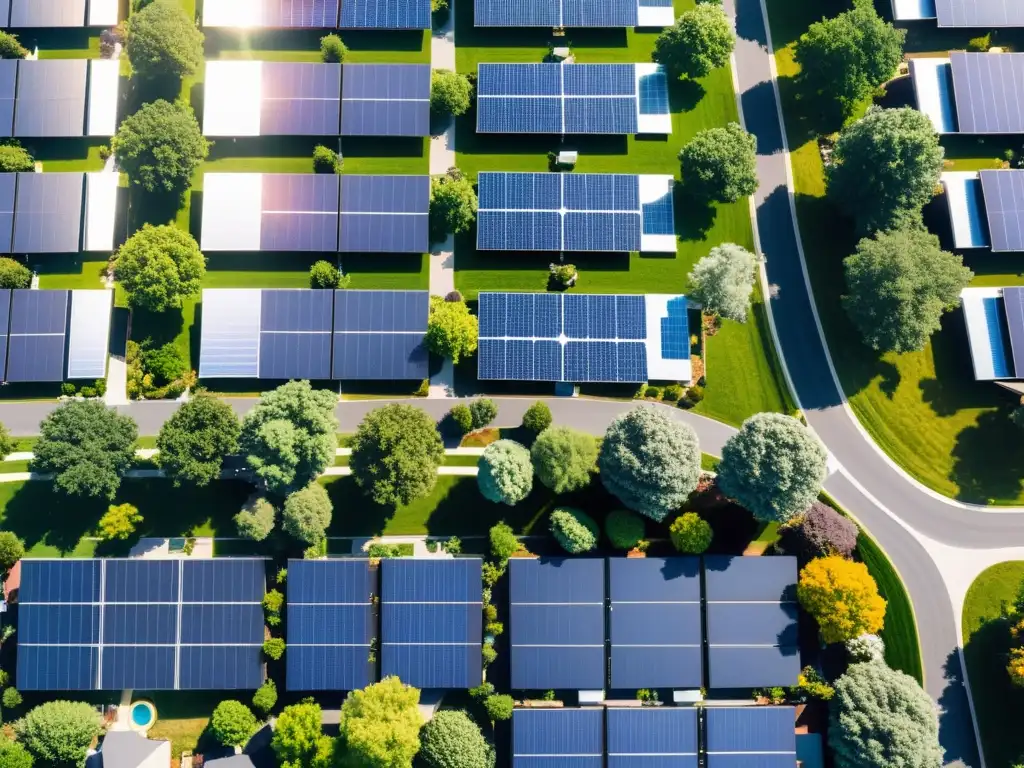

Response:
(941, 172), (989, 249)
(961, 287), (1015, 380)
(909, 58), (957, 134)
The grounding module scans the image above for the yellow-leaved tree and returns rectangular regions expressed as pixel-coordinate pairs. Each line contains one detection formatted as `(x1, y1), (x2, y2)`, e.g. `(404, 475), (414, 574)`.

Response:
(797, 555), (886, 644)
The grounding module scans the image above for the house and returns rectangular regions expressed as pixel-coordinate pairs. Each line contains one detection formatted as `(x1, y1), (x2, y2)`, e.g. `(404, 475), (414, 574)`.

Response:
(89, 732), (169, 768)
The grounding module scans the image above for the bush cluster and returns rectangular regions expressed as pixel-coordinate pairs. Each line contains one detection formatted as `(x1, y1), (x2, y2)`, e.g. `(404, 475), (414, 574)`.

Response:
(550, 507), (599, 554)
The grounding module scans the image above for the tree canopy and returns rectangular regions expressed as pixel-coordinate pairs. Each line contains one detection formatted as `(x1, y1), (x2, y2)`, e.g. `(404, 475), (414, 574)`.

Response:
(0, 145), (33, 173)
(522, 401), (552, 433)
(679, 123), (758, 204)
(430, 70), (474, 117)
(599, 407), (701, 521)
(826, 107), (944, 235)
(478, 439), (533, 506)
(531, 426), (597, 494)
(426, 296), (478, 364)
(282, 483), (333, 545)
(33, 401), (138, 500)
(605, 509), (645, 550)
(669, 512), (713, 553)
(798, 556), (886, 643)
(0, 736), (33, 768)
(14, 701), (101, 768)
(239, 380), (339, 495)
(337, 677), (423, 768)
(350, 404), (445, 506)
(843, 226), (972, 353)
(0, 531), (24, 572)
(235, 496), (276, 542)
(688, 243), (757, 322)
(550, 507), (599, 554)
(0, 258), (29, 289)
(0, 32), (27, 59)
(429, 168), (477, 243)
(272, 701), (333, 768)
(419, 710), (495, 768)
(157, 394), (240, 487)
(489, 522), (521, 561)
(210, 701), (259, 747)
(653, 4), (734, 80)
(114, 225), (205, 312)
(112, 99), (210, 196)
(794, 0), (905, 129)
(778, 501), (859, 562)
(716, 413), (828, 523)
(829, 662), (941, 768)
(98, 503), (143, 541)
(125, 0), (204, 80)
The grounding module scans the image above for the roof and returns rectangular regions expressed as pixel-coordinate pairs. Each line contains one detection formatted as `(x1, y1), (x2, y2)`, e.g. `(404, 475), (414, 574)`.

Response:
(606, 708), (698, 768)
(474, 0), (673, 27)
(202, 0), (430, 29)
(941, 172), (989, 249)
(909, 58), (957, 133)
(705, 707), (796, 768)
(961, 287), (1016, 380)
(512, 709), (603, 767)
(935, 0), (1024, 27)
(97, 731), (170, 768)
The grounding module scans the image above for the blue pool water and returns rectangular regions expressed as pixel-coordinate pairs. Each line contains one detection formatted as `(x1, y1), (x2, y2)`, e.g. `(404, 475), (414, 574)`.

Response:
(131, 704), (153, 727)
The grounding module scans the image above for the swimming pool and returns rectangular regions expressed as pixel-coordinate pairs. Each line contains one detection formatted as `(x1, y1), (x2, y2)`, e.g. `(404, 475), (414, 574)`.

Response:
(130, 701), (156, 730)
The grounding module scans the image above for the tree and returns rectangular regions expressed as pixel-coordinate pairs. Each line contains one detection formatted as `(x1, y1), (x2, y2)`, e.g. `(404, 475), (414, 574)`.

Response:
(419, 710), (495, 768)
(33, 401), (138, 500)
(312, 145), (342, 174)
(143, 343), (188, 384)
(429, 168), (477, 243)
(320, 33), (347, 62)
(798, 556), (886, 643)
(843, 226), (972, 353)
(234, 496), (276, 541)
(282, 483), (333, 545)
(550, 507), (599, 554)
(112, 99), (209, 196)
(157, 394), (239, 486)
(605, 509), (645, 550)
(845, 633), (885, 664)
(0, 736), (32, 768)
(826, 107), (944, 235)
(210, 701), (258, 747)
(14, 700), (101, 767)
(599, 407), (701, 522)
(252, 680), (278, 716)
(449, 404), (473, 434)
(489, 522), (520, 561)
(484, 694), (514, 722)
(0, 146), (33, 173)
(794, 0), (905, 127)
(430, 70), (473, 117)
(272, 701), (332, 768)
(263, 637), (286, 661)
(522, 402), (552, 434)
(337, 677), (423, 768)
(669, 512), (713, 553)
(114, 224), (205, 312)
(310, 260), (345, 288)
(829, 662), (941, 768)
(350, 404), (445, 506)
(679, 123), (758, 204)
(716, 413), (828, 523)
(688, 243), (757, 322)
(0, 258), (29, 290)
(531, 427), (597, 494)
(125, 0), (204, 80)
(0, 532), (24, 572)
(98, 503), (143, 541)
(2, 689), (21, 710)
(478, 440), (533, 506)
(427, 296), (478, 364)
(653, 4), (734, 80)
(240, 380), (339, 495)
(470, 398), (498, 429)
(0, 32), (27, 59)
(778, 501), (859, 561)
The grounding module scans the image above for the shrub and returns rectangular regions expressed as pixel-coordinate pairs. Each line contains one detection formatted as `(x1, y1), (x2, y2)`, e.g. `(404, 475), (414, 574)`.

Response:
(481, 561), (503, 586)
(798, 556), (886, 643)
(549, 263), (578, 289)
(210, 700), (258, 747)
(142, 342), (188, 385)
(368, 542), (403, 558)
(605, 509), (645, 550)
(443, 536), (462, 555)
(778, 501), (859, 561)
(310, 259), (345, 288)
(320, 33), (347, 62)
(445, 290), (463, 302)
(430, 167), (477, 243)
(485, 694), (514, 722)
(470, 398), (498, 429)
(550, 507), (599, 554)
(338, 677), (422, 767)
(313, 144), (342, 173)
(969, 33), (992, 51)
(845, 633), (886, 663)
(532, 426), (598, 494)
(235, 496), (276, 541)
(419, 709), (495, 768)
(490, 522), (520, 561)
(687, 385), (705, 403)
(282, 483), (333, 545)
(450, 404), (474, 434)
(0, 146), (32, 174)
(478, 440), (533, 506)
(427, 295), (478, 363)
(14, 701), (101, 766)
(522, 401), (553, 433)
(0, 531), (25, 572)
(0, 735), (31, 768)
(644, 385), (662, 399)
(2, 688), (21, 709)
(482, 644), (497, 666)
(262, 637), (286, 661)
(0, 32), (27, 59)
(669, 512), (713, 553)
(98, 503), (143, 541)
(663, 383), (684, 402)
(252, 680), (278, 715)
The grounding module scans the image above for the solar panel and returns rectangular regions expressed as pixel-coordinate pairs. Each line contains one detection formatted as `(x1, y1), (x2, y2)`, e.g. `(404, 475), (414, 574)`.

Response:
(340, 0), (431, 28)
(261, 63), (341, 135)
(6, 289), (68, 382)
(259, 289), (333, 380)
(705, 707), (797, 768)
(8, 0), (86, 26)
(199, 288), (261, 378)
(1003, 287), (1024, 375)
(474, 0), (635, 26)
(14, 60), (88, 137)
(0, 0), (8, 27)
(178, 646), (264, 690)
(0, 60), (16, 137)
(949, 52), (1024, 133)
(341, 64), (430, 136)
(0, 173), (15, 253)
(13, 172), (84, 254)
(339, 175), (429, 252)
(66, 289), (112, 379)
(562, 0), (637, 25)
(606, 708), (698, 768)
(509, 558), (605, 690)
(935, 0), (1024, 27)
(332, 290), (429, 379)
(512, 709), (603, 768)
(981, 170), (1024, 252)
(261, 174), (340, 252)
(0, 288), (10, 381)
(261, 0), (341, 26)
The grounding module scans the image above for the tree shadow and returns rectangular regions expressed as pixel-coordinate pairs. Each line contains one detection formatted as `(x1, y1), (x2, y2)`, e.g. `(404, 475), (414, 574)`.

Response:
(669, 79), (705, 114)
(949, 407), (1024, 503)
(3, 482), (106, 553)
(674, 188), (717, 242)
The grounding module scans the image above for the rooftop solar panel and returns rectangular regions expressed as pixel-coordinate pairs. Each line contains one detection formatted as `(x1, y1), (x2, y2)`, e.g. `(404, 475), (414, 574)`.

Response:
(949, 52), (1024, 133)
(474, 0), (560, 26)
(14, 60), (88, 137)
(66, 289), (112, 380)
(8, 0), (86, 26)
(178, 646), (265, 690)
(20, 604), (100, 644)
(0, 0), (8, 27)
(333, 288), (428, 331)
(331, 290), (429, 379)
(1003, 287), (1024, 375)
(705, 707), (797, 768)
(19, 560), (101, 603)
(0, 288), (9, 381)
(199, 288), (261, 378)
(513, 709), (603, 768)
(261, 173), (340, 252)
(562, 0), (637, 25)
(258, 289), (334, 380)
(18, 646), (97, 691)
(261, 63), (342, 135)
(0, 173), (13, 252)
(340, 0), (430, 28)
(103, 605), (178, 644)
(182, 559), (266, 603)
(104, 560), (180, 602)
(339, 175), (429, 252)
(6, 289), (68, 383)
(981, 170), (1024, 252)
(102, 646), (176, 690)
(935, 0), (1024, 27)
(340, 64), (430, 136)
(0, 60), (15, 137)
(262, 0), (341, 27)
(606, 708), (698, 768)
(704, 555), (797, 602)
(12, 172), (84, 254)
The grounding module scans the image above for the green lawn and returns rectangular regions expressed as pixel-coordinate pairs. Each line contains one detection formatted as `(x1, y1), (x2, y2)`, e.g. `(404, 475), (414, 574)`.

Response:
(765, 0), (1024, 503)
(962, 562), (1024, 768)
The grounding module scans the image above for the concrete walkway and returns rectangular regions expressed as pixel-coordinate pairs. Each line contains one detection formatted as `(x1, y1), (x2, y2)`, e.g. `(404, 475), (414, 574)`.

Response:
(428, 0), (457, 175)
(3, 446), (480, 462)
(350, 534), (454, 557)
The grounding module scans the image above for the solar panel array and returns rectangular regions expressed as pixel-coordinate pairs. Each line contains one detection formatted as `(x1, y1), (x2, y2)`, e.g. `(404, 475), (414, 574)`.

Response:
(260, 174), (340, 252)
(1003, 287), (1024, 376)
(18, 559), (267, 691)
(607, 708), (699, 768)
(341, 64), (431, 136)
(199, 289), (429, 381)
(704, 556), (800, 689)
(609, 557), (702, 689)
(477, 292), (651, 383)
(949, 52), (1024, 133)
(7, 289), (69, 382)
(11, 172), (84, 253)
(262, 63), (342, 136)
(203, 0), (430, 28)
(935, 0), (1024, 27)
(340, 175), (430, 252)
(478, 64), (669, 134)
(705, 707), (797, 768)
(0, 60), (116, 138)
(381, 559), (483, 689)
(287, 559), (375, 692)
(980, 170), (1024, 252)
(4, 0), (86, 27)
(513, 709), (604, 768)
(475, 0), (637, 27)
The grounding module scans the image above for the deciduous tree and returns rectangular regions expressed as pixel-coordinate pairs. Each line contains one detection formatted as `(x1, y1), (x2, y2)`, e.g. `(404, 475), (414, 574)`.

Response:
(0, 532), (24, 572)
(282, 483), (333, 545)
(427, 296), (478, 363)
(531, 426), (597, 494)
(679, 123), (758, 204)
(429, 168), (477, 243)
(210, 701), (258, 747)
(337, 677), (422, 768)
(798, 556), (886, 643)
(688, 243), (756, 322)
(234, 496), (276, 541)
(272, 701), (332, 768)
(653, 4), (734, 80)
(419, 710), (495, 768)
(778, 501), (859, 561)
(252, 680), (277, 716)
(114, 225), (205, 312)
(489, 522), (520, 561)
(112, 99), (209, 196)
(157, 394), (239, 486)
(14, 701), (101, 767)
(126, 0), (204, 80)
(478, 440), (533, 506)
(430, 70), (473, 117)
(98, 503), (143, 541)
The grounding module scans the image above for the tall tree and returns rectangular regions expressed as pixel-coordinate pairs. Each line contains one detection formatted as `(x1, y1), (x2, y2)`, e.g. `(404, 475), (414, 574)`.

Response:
(798, 556), (886, 643)
(843, 226), (973, 353)
(531, 427), (597, 494)
(679, 123), (758, 204)
(426, 296), (478, 364)
(239, 381), (338, 495)
(157, 394), (240, 486)
(114, 225), (205, 312)
(429, 168), (477, 243)
(716, 413), (827, 523)
(478, 440), (533, 506)
(125, 0), (204, 80)
(112, 99), (209, 197)
(350, 404), (445, 506)
(337, 677), (423, 768)
(688, 243), (757, 322)
(653, 4), (734, 80)
(14, 701), (101, 768)
(829, 662), (942, 768)
(419, 710), (495, 768)
(33, 401), (138, 500)
(794, 0), (905, 128)
(598, 407), (701, 522)
(826, 107), (944, 235)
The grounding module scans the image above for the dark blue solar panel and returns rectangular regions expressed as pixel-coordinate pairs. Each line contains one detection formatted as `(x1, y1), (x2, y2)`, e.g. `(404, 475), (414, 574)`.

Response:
(261, 0), (340, 26)
(343, 64), (430, 99)
(333, 290), (428, 332)
(707, 603), (799, 647)
(478, 293), (507, 337)
(261, 289), (334, 332)
(18, 646), (97, 691)
(473, 0), (560, 26)
(477, 97), (562, 133)
(262, 99), (340, 135)
(383, 603), (482, 641)
(181, 604), (265, 644)
(660, 296), (689, 360)
(102, 646), (176, 690)
(6, 334), (66, 382)
(263, 62), (340, 99)
(639, 71), (670, 116)
(332, 331), (429, 379)
(564, 174), (640, 211)
(178, 646), (264, 690)
(20, 604), (100, 644)
(290, 604), (373, 645)
(104, 560), (180, 603)
(705, 707), (797, 754)
(383, 558), (481, 602)
(510, 558), (604, 602)
(288, 558), (374, 603)
(259, 332), (332, 379)
(288, 646), (374, 691)
(510, 604), (603, 644)
(340, 0), (430, 28)
(341, 99), (429, 136)
(477, 339), (506, 379)
(383, 645), (481, 689)
(339, 213), (428, 252)
(11, 288), (67, 334)
(607, 708), (698, 768)
(0, 60), (15, 137)
(339, 175), (428, 251)
(182, 559), (265, 603)
(562, 0), (637, 24)
(564, 65), (635, 96)
(14, 60), (87, 138)
(478, 339), (561, 381)
(513, 709), (604, 766)
(510, 645), (607, 691)
(264, 172), (340, 212)
(642, 191), (675, 235)
(261, 211), (339, 251)
(704, 556), (797, 602)
(19, 560), (100, 603)
(0, 174), (15, 253)
(616, 295), (646, 339)
(477, 64), (562, 96)
(563, 211), (640, 251)
(618, 341), (647, 381)
(563, 97), (638, 134)
(609, 557), (699, 601)
(12, 172), (84, 253)
(103, 605), (177, 645)
(565, 340), (609, 381)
